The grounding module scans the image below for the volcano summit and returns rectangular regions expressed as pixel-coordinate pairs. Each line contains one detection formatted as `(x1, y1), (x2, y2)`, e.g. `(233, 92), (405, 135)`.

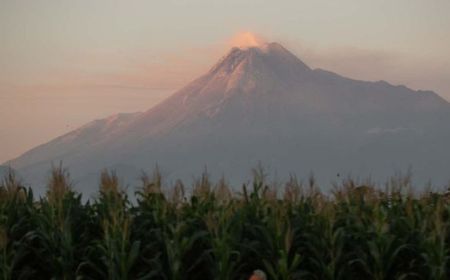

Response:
(6, 41), (450, 194)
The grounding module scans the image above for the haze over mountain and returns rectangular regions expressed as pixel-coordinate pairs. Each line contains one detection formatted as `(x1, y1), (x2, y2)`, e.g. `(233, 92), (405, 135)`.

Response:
(6, 39), (450, 195)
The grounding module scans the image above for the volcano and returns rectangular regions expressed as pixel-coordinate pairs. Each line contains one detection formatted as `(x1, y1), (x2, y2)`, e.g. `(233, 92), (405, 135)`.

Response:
(6, 41), (450, 194)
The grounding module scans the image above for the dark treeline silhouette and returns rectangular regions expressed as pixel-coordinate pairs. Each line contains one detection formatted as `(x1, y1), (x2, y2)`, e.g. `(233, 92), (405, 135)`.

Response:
(0, 166), (449, 279)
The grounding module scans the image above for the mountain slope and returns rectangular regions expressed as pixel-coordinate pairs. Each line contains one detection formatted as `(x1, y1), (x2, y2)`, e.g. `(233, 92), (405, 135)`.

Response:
(0, 165), (10, 179)
(6, 42), (450, 194)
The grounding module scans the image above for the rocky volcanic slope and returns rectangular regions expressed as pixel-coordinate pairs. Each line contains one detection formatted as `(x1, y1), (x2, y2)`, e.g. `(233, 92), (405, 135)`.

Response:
(6, 42), (450, 194)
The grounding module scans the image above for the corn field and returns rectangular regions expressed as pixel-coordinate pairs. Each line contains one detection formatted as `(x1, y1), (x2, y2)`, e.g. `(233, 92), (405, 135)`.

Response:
(1, 166), (449, 280)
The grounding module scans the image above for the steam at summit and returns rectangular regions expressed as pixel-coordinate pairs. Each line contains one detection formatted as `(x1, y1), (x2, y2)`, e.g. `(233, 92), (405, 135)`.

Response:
(229, 32), (267, 49)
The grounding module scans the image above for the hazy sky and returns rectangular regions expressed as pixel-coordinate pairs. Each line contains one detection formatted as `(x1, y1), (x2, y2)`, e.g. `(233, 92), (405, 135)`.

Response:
(1, 0), (450, 162)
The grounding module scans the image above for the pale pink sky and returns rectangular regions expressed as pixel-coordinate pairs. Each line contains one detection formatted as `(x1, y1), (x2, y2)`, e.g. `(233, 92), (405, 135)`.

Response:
(1, 0), (450, 162)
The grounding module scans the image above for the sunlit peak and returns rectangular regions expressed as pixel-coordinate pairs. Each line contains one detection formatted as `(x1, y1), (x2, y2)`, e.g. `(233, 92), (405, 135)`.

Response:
(230, 32), (266, 49)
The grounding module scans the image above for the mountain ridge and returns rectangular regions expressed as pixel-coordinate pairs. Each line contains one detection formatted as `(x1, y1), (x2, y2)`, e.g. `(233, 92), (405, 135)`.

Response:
(6, 42), (450, 194)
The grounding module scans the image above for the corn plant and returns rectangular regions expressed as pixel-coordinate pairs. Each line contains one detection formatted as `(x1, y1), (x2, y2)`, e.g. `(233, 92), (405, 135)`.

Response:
(0, 169), (34, 279)
(0, 168), (449, 279)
